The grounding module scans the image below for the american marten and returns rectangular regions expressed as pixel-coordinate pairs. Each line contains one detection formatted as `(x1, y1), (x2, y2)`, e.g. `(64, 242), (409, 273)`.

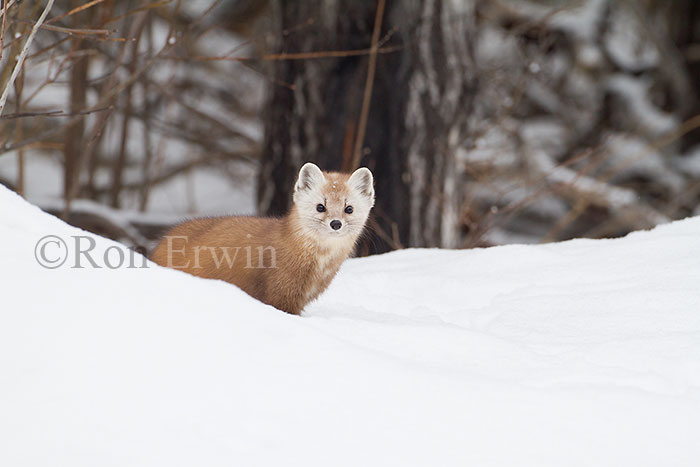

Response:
(150, 163), (375, 314)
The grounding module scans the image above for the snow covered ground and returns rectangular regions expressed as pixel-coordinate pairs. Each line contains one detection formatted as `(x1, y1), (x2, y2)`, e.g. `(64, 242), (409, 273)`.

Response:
(1, 184), (699, 466)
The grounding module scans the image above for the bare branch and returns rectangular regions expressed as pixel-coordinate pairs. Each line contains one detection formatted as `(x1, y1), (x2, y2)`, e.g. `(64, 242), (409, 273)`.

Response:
(0, 106), (111, 120)
(45, 0), (108, 25)
(0, 0), (55, 116)
(0, 0), (16, 22)
(351, 0), (386, 169)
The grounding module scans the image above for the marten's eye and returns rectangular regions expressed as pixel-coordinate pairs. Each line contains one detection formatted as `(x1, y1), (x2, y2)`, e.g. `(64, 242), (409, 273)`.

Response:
(345, 205), (353, 214)
(316, 204), (326, 213)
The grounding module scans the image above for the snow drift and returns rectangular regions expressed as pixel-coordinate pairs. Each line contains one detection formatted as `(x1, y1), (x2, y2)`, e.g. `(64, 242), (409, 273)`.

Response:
(1, 185), (699, 466)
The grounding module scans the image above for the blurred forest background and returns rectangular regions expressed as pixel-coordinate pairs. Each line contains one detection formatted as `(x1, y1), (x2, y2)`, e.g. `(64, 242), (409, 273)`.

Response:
(1, 0), (700, 255)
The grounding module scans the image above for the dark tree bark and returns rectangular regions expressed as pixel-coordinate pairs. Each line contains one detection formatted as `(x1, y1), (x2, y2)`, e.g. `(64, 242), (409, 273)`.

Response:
(63, 22), (89, 210)
(259, 0), (476, 253)
(666, 0), (700, 149)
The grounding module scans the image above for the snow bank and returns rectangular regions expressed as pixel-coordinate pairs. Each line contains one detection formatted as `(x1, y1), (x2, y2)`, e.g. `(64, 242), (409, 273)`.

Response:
(1, 185), (699, 466)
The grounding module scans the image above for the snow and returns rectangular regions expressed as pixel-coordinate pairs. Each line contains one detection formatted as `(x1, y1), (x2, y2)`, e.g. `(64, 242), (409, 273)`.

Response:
(676, 145), (700, 178)
(1, 184), (699, 466)
(549, 0), (607, 42)
(605, 133), (685, 193)
(604, 6), (659, 71)
(606, 74), (678, 137)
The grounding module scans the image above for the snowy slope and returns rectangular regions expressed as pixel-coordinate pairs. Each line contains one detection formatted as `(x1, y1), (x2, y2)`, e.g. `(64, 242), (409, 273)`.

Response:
(1, 185), (699, 467)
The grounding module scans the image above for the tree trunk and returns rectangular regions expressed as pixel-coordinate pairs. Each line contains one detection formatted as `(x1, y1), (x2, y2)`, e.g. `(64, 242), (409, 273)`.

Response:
(259, 0), (476, 253)
(63, 16), (89, 210)
(666, 0), (700, 149)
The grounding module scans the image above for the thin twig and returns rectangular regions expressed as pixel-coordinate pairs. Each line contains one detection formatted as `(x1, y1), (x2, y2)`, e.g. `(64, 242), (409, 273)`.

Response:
(0, 0), (15, 21)
(180, 45), (401, 63)
(14, 73), (23, 195)
(0, 0), (54, 116)
(352, 0), (386, 169)
(29, 21), (111, 36)
(0, 0), (10, 61)
(45, 0), (107, 25)
(0, 106), (111, 119)
(104, 0), (172, 25)
(262, 45), (399, 61)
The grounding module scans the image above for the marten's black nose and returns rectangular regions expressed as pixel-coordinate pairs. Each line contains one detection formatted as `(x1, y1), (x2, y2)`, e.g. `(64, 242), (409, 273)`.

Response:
(330, 220), (342, 230)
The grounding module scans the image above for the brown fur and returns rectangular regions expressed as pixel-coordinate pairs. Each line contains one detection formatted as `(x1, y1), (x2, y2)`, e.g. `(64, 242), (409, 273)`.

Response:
(150, 171), (365, 315)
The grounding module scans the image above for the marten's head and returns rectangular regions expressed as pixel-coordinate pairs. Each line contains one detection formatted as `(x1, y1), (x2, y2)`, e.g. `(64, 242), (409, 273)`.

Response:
(292, 162), (375, 240)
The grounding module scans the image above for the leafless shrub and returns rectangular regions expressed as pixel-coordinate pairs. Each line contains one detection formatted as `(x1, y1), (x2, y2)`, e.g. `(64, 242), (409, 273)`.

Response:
(0, 0), (699, 253)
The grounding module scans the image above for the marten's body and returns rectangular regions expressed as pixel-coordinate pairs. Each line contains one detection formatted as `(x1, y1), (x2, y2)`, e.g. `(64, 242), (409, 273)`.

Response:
(150, 163), (375, 314)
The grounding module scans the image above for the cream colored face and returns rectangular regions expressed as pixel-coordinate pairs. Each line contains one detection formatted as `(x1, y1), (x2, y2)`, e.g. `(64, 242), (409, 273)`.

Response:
(293, 163), (375, 239)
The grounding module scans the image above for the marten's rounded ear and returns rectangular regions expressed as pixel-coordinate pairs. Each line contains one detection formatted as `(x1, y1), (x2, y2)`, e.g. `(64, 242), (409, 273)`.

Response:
(348, 167), (374, 200)
(295, 162), (325, 192)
